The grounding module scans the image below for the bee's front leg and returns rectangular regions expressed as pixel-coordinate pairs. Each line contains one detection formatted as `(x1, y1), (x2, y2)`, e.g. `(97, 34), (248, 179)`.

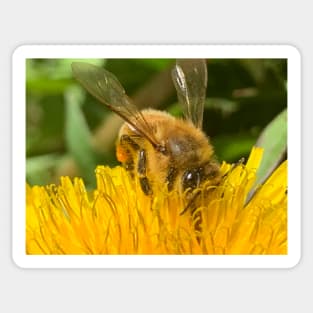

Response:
(137, 149), (152, 195)
(117, 135), (140, 176)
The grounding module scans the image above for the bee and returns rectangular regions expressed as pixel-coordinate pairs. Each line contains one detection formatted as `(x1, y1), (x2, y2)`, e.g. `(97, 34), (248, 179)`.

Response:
(72, 59), (221, 214)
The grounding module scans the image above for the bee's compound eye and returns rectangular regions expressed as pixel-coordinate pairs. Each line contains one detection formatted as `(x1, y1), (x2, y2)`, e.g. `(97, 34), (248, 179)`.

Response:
(182, 169), (201, 190)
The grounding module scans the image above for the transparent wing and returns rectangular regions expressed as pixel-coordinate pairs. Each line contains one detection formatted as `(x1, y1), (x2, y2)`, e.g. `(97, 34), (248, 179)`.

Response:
(71, 62), (160, 148)
(171, 59), (207, 129)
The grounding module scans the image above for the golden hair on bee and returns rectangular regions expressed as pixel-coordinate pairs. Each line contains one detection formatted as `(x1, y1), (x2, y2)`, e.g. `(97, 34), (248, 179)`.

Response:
(72, 59), (221, 212)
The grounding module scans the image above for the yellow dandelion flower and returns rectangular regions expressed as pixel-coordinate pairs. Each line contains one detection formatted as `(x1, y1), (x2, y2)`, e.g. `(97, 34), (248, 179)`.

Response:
(26, 147), (287, 255)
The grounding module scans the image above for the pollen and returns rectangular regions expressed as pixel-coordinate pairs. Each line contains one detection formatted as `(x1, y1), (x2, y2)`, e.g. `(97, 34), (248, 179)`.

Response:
(116, 144), (129, 163)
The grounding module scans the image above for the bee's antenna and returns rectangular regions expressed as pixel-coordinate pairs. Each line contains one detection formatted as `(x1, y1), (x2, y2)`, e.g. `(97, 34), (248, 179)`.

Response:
(156, 144), (167, 155)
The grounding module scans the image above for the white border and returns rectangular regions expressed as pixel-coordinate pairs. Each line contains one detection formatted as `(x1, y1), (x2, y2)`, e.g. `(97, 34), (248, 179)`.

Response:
(12, 45), (301, 268)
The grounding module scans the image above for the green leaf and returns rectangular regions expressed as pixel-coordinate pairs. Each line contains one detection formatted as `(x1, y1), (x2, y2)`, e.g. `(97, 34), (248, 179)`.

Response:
(64, 85), (98, 185)
(52, 59), (106, 79)
(255, 109), (287, 186)
(139, 59), (173, 70)
(27, 78), (72, 95)
(26, 154), (60, 185)
(26, 59), (106, 95)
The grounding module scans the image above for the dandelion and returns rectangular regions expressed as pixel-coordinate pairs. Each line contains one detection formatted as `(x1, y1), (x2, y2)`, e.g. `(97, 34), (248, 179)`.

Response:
(26, 147), (287, 255)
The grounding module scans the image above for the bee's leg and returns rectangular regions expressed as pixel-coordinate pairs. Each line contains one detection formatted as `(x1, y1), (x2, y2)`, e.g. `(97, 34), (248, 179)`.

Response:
(166, 166), (178, 191)
(120, 134), (140, 151)
(137, 149), (152, 195)
(180, 190), (203, 244)
(180, 190), (201, 216)
(118, 135), (140, 176)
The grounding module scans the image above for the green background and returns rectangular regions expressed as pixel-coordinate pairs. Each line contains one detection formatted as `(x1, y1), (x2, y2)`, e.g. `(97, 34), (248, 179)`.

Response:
(26, 58), (287, 187)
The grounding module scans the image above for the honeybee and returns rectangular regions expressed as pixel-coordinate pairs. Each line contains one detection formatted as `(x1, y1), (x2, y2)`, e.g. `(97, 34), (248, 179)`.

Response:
(72, 59), (221, 214)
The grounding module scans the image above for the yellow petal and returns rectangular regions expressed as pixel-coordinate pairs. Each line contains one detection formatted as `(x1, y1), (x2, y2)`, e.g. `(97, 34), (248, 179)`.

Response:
(26, 147), (287, 255)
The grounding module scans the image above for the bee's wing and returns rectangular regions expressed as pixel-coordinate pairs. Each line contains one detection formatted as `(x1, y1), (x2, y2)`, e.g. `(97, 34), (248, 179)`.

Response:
(72, 62), (160, 148)
(171, 59), (207, 129)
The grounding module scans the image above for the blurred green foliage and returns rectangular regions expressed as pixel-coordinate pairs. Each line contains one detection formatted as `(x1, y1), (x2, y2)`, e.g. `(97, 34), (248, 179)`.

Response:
(26, 58), (287, 187)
